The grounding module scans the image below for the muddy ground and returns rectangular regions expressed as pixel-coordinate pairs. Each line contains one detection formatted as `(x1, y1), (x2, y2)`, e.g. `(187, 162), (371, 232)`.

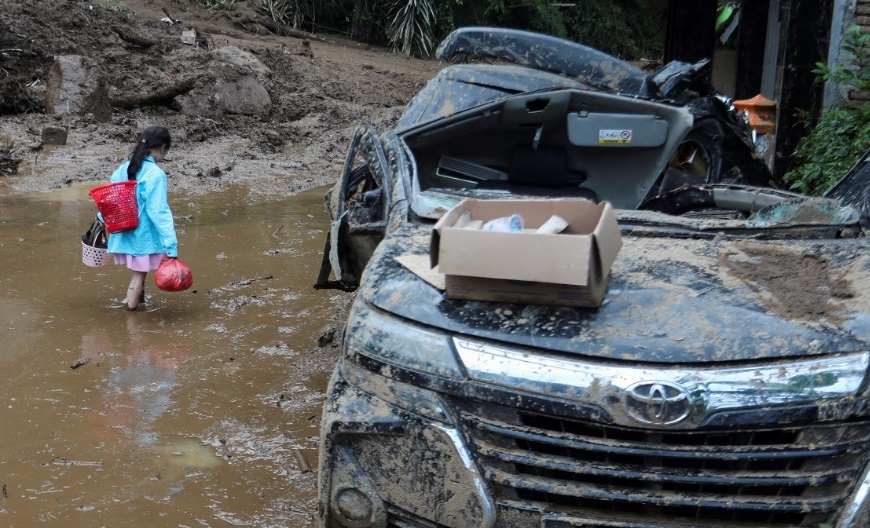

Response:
(1, 0), (442, 196)
(0, 0), (442, 525)
(1, 186), (345, 526)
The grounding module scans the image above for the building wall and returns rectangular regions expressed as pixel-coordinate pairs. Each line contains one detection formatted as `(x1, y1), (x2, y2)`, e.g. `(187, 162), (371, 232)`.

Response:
(827, 0), (868, 106)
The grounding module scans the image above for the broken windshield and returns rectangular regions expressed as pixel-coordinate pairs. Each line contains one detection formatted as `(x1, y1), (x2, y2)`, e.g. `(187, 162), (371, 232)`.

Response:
(397, 65), (589, 129)
(747, 197), (861, 227)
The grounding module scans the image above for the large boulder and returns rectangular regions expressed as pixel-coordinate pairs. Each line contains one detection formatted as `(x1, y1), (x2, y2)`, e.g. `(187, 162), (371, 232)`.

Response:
(210, 46), (272, 116)
(213, 76), (272, 116)
(210, 46), (273, 82)
(175, 45), (273, 118)
(44, 55), (110, 122)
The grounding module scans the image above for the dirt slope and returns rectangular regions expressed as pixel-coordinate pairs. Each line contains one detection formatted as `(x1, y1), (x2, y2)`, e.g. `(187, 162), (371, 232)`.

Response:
(0, 0), (441, 195)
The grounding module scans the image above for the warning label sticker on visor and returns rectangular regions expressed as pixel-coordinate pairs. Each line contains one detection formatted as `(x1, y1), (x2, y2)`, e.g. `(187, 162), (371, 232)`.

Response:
(599, 129), (633, 144)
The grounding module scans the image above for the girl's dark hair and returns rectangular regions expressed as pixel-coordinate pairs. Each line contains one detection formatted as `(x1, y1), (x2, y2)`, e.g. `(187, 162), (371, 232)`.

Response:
(127, 126), (172, 180)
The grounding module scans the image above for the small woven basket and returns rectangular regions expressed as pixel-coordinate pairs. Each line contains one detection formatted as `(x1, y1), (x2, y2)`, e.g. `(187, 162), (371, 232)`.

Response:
(89, 181), (139, 233)
(82, 241), (108, 267)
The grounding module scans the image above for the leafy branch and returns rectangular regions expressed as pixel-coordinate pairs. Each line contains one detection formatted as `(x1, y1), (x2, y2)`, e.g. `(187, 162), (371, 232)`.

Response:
(785, 27), (870, 195)
(783, 106), (870, 195)
(387, 0), (436, 56)
(261, 0), (290, 27)
(812, 25), (870, 92)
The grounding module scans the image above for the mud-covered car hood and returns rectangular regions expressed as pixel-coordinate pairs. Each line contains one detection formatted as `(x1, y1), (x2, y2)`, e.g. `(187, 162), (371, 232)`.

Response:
(360, 222), (870, 364)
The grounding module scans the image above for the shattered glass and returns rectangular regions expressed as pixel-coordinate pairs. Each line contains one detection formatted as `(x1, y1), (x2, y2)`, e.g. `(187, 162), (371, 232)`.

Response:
(747, 197), (860, 227)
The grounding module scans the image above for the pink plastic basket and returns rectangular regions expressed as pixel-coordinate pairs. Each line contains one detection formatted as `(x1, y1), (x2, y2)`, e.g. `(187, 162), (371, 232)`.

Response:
(89, 181), (139, 233)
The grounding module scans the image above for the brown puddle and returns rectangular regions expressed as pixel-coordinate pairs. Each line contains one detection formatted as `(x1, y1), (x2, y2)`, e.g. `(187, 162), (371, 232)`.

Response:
(0, 184), (346, 526)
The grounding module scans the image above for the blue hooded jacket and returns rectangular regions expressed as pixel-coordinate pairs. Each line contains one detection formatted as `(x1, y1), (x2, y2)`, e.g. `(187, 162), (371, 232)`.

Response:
(105, 157), (178, 258)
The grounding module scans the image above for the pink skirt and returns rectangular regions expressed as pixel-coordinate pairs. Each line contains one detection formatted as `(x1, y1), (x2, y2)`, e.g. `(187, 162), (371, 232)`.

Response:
(113, 253), (164, 272)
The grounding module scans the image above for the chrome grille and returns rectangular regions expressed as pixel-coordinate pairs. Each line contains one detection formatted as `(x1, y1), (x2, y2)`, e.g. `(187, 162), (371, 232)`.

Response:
(457, 402), (870, 527)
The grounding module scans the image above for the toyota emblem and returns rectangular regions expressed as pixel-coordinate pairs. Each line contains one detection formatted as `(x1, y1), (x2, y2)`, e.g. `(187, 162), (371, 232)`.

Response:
(624, 381), (693, 425)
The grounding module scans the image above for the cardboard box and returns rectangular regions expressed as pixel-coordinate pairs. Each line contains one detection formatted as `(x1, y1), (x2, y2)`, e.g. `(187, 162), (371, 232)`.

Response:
(430, 198), (622, 307)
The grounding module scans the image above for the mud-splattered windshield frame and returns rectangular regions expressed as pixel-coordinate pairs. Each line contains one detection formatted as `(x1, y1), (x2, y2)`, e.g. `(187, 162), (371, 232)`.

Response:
(411, 185), (864, 239)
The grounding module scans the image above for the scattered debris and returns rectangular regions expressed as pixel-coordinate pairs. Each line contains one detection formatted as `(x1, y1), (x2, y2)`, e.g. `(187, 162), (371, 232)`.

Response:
(45, 457), (102, 467)
(70, 356), (91, 369)
(41, 125), (68, 145)
(293, 448), (311, 473)
(229, 275), (273, 287)
(317, 326), (336, 347)
(113, 25), (158, 48)
(161, 7), (182, 24)
(181, 30), (198, 46)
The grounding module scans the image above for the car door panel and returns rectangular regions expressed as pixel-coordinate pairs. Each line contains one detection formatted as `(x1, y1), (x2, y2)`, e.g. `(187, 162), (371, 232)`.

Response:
(315, 124), (390, 291)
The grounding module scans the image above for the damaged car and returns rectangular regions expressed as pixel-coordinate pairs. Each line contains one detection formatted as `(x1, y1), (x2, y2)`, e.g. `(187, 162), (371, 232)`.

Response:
(313, 27), (870, 528)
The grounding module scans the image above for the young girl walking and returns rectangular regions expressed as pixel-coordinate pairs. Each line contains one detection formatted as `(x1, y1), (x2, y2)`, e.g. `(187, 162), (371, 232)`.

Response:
(107, 126), (179, 311)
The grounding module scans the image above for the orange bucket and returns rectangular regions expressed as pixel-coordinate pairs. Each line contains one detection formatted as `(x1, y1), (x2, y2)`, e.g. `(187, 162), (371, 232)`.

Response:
(89, 181), (139, 233)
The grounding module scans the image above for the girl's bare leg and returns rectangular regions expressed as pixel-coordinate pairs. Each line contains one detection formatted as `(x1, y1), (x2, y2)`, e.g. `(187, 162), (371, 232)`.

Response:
(126, 271), (147, 310)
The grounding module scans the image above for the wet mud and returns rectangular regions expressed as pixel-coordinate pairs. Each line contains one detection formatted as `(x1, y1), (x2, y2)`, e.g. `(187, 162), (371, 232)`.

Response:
(0, 184), (348, 526)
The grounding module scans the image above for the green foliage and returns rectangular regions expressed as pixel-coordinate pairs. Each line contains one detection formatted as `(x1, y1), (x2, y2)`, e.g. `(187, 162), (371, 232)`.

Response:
(349, 1), (387, 42)
(237, 0), (664, 60)
(261, 0), (293, 28)
(387, 0), (436, 56)
(259, 0), (389, 39)
(437, 0), (662, 60)
(478, 0), (568, 40)
(785, 25), (870, 196)
(812, 26), (870, 92)
(783, 106), (870, 195)
(561, 0), (664, 59)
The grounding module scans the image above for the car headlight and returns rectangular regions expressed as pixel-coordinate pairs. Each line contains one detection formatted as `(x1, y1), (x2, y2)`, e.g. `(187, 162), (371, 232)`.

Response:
(338, 300), (464, 424)
(344, 300), (465, 380)
(340, 360), (453, 424)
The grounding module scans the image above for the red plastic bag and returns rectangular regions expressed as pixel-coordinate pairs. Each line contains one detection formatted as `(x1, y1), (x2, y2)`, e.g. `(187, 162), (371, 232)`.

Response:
(154, 256), (193, 292)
